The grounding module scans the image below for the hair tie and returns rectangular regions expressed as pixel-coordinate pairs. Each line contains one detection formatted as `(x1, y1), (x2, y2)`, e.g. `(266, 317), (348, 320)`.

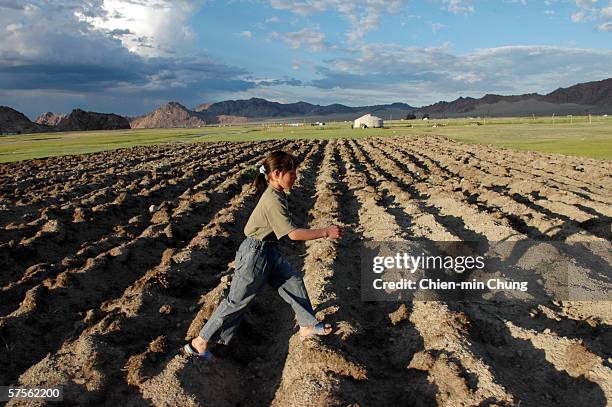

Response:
(259, 165), (266, 175)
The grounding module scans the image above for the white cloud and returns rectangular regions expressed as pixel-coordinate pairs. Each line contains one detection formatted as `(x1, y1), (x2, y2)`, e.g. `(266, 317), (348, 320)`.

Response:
(443, 0), (475, 14)
(575, 0), (598, 9)
(544, 9), (555, 15)
(431, 23), (448, 33)
(571, 0), (612, 29)
(571, 10), (587, 21)
(268, 0), (410, 43)
(239, 30), (253, 38)
(81, 0), (206, 58)
(270, 27), (331, 51)
(268, 0), (328, 16)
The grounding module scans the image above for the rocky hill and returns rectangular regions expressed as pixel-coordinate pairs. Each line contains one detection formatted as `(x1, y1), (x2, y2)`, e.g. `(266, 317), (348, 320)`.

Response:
(546, 77), (612, 105)
(35, 112), (67, 126)
(55, 109), (131, 131)
(0, 106), (50, 134)
(198, 98), (415, 118)
(417, 78), (612, 117)
(130, 102), (207, 128)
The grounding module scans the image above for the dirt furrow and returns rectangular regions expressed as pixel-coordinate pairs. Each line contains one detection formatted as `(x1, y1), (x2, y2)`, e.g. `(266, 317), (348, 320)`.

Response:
(0, 141), (234, 199)
(343, 144), (518, 404)
(0, 141), (290, 318)
(0, 143), (212, 245)
(303, 139), (444, 405)
(364, 137), (611, 355)
(140, 140), (327, 407)
(420, 135), (612, 197)
(263, 140), (371, 406)
(387, 138), (611, 240)
(428, 139), (612, 208)
(400, 137), (611, 234)
(344, 139), (521, 405)
(3, 141), (313, 405)
(0, 141), (286, 290)
(359, 138), (611, 406)
(372, 137), (607, 241)
(0, 142), (248, 246)
(460, 300), (612, 405)
(1, 137), (609, 407)
(353, 139), (487, 242)
(0, 142), (249, 246)
(357, 139), (519, 241)
(0, 143), (202, 223)
(362, 138), (610, 291)
(122, 140), (325, 407)
(0, 140), (294, 387)
(348, 139), (471, 241)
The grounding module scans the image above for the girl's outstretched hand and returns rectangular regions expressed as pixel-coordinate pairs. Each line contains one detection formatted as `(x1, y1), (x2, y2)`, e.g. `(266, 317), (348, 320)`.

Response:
(326, 225), (344, 239)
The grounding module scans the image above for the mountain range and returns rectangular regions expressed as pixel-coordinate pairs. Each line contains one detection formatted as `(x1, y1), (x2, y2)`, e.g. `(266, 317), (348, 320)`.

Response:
(130, 99), (415, 128)
(1, 77), (611, 134)
(0, 108), (130, 135)
(416, 77), (612, 117)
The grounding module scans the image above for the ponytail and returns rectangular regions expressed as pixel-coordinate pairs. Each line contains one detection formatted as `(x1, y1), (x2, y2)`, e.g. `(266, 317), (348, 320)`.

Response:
(255, 172), (268, 196)
(255, 151), (300, 196)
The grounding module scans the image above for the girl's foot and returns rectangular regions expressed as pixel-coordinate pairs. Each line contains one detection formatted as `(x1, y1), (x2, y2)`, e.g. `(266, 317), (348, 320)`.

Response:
(183, 343), (214, 361)
(182, 337), (213, 361)
(299, 322), (332, 341)
(190, 336), (209, 353)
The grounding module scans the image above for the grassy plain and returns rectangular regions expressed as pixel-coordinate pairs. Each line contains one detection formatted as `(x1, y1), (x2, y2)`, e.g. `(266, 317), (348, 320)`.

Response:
(1, 115), (610, 162)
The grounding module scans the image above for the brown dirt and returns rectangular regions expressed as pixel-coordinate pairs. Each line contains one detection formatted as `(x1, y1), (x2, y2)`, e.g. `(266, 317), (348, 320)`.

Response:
(0, 136), (610, 406)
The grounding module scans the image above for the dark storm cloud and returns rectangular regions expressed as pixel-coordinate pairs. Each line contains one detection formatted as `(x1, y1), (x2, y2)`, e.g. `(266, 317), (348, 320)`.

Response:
(0, 64), (147, 90)
(0, 0), (259, 116)
(0, 0), (27, 10)
(256, 78), (305, 86)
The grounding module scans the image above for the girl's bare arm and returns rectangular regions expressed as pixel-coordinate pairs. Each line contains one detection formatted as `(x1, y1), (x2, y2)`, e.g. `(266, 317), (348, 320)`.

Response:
(288, 225), (343, 241)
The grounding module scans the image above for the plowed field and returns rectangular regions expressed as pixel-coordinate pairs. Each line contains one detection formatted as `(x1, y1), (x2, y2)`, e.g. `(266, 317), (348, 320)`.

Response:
(1, 136), (610, 406)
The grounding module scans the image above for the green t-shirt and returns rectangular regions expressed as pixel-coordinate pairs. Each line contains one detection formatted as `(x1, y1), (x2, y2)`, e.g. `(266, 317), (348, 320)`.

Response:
(244, 185), (298, 240)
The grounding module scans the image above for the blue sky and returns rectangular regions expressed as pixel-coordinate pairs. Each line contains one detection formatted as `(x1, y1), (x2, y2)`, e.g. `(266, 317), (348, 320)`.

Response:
(1, 0), (611, 118)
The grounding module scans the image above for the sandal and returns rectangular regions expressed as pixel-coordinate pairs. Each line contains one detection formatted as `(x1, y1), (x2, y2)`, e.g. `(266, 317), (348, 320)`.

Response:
(182, 342), (214, 361)
(300, 322), (333, 342)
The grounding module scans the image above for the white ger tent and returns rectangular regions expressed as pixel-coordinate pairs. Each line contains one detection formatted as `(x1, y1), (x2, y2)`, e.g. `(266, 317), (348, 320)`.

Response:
(354, 114), (383, 128)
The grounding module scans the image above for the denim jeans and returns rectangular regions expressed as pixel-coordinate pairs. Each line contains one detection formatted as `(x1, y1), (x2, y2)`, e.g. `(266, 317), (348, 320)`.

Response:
(198, 236), (319, 345)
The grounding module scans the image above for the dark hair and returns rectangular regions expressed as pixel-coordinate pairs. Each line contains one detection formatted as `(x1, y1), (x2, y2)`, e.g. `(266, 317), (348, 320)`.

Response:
(255, 150), (300, 195)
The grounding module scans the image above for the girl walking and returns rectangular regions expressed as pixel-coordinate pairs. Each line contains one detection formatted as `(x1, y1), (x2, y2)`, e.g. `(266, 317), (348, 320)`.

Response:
(183, 150), (343, 360)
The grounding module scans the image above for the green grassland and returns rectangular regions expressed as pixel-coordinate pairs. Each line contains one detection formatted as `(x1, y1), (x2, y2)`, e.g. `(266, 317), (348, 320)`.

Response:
(1, 115), (611, 163)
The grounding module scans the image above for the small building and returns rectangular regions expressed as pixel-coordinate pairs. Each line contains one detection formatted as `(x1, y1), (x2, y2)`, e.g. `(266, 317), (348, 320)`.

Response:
(353, 114), (383, 128)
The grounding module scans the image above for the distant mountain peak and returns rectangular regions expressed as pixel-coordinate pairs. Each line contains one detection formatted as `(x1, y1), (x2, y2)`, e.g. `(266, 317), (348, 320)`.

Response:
(200, 98), (414, 118)
(35, 111), (66, 126)
(131, 102), (207, 129)
(1, 106), (50, 134)
(165, 101), (189, 110)
(417, 77), (612, 117)
(56, 109), (130, 131)
(1, 106), (129, 134)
